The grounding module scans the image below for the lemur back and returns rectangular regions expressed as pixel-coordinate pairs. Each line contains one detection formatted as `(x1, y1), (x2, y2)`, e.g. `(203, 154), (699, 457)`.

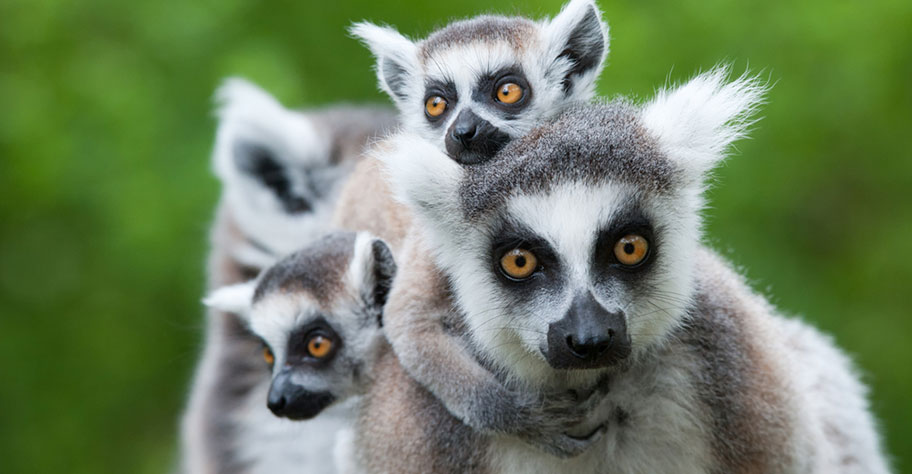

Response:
(351, 71), (890, 473)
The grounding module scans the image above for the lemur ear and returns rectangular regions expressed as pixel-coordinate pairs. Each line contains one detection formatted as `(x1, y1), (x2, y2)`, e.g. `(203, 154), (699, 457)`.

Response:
(349, 22), (419, 106)
(203, 281), (257, 321)
(641, 66), (768, 183)
(375, 133), (464, 231)
(213, 78), (328, 213)
(348, 233), (397, 322)
(544, 0), (609, 98)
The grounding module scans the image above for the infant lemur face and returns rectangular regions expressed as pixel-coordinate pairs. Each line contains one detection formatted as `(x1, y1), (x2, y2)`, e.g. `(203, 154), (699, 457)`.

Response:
(351, 0), (609, 165)
(205, 232), (396, 420)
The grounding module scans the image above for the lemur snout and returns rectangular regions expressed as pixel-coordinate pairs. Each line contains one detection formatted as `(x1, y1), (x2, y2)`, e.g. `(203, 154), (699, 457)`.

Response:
(545, 292), (631, 370)
(445, 109), (510, 165)
(267, 369), (335, 420)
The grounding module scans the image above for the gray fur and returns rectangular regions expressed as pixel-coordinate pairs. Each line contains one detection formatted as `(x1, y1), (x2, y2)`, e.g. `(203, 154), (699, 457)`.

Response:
(253, 232), (356, 305)
(419, 16), (538, 57)
(460, 101), (676, 220)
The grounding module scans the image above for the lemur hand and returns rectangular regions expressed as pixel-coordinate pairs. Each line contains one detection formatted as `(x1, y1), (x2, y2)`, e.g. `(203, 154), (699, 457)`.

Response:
(460, 380), (607, 458)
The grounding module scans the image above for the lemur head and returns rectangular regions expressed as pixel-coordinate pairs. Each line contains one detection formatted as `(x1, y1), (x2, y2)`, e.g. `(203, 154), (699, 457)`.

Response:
(381, 67), (766, 384)
(212, 79), (352, 267)
(351, 0), (608, 165)
(204, 232), (396, 420)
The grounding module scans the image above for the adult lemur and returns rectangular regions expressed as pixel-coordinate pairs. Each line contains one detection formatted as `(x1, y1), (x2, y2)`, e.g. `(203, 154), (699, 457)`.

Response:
(181, 0), (610, 471)
(343, 69), (891, 473)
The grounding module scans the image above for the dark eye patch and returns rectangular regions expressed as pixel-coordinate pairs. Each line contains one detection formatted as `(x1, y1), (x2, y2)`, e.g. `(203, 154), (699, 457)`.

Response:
(286, 317), (341, 367)
(423, 79), (458, 126)
(592, 206), (658, 283)
(489, 219), (561, 288)
(473, 66), (532, 119)
(233, 141), (312, 214)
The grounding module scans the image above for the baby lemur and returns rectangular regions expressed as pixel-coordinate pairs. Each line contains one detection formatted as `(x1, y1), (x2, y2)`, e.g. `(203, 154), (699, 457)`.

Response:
(205, 231), (395, 474)
(348, 68), (890, 473)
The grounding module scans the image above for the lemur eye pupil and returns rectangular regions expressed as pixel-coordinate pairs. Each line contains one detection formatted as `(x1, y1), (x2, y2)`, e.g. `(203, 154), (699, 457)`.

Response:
(499, 248), (538, 280)
(614, 234), (650, 267)
(496, 82), (523, 104)
(307, 334), (333, 358)
(425, 96), (447, 118)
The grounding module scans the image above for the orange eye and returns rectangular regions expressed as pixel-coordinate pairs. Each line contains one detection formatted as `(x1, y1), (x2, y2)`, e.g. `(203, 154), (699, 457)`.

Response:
(496, 82), (523, 104)
(425, 96), (447, 117)
(614, 234), (649, 266)
(263, 347), (275, 366)
(500, 248), (538, 280)
(307, 335), (333, 359)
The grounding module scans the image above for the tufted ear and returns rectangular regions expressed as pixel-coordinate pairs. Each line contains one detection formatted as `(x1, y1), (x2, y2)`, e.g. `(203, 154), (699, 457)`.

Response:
(641, 66), (768, 184)
(348, 233), (397, 324)
(375, 132), (465, 232)
(544, 0), (609, 99)
(349, 22), (419, 107)
(203, 281), (257, 322)
(212, 78), (328, 214)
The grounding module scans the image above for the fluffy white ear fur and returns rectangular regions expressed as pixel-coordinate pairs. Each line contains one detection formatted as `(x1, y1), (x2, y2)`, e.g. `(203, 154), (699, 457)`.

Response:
(349, 22), (418, 104)
(211, 77), (327, 181)
(376, 133), (464, 227)
(348, 232), (397, 314)
(642, 66), (768, 182)
(543, 0), (609, 99)
(203, 281), (256, 320)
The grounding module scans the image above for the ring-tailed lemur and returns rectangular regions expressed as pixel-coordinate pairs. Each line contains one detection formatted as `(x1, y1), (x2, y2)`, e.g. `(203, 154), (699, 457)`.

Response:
(204, 231), (395, 474)
(330, 0), (614, 457)
(179, 80), (396, 474)
(348, 0), (608, 165)
(349, 68), (890, 473)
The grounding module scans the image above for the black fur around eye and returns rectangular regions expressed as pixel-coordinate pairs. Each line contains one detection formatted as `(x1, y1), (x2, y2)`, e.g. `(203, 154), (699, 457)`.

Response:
(287, 318), (341, 365)
(423, 81), (458, 124)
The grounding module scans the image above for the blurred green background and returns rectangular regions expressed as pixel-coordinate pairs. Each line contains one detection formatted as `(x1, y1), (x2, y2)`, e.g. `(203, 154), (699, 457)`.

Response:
(0, 0), (909, 472)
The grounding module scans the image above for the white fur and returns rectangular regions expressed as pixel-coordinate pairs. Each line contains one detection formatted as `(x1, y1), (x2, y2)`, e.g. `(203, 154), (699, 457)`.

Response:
(202, 280), (256, 320)
(212, 78), (341, 264)
(348, 22), (419, 104)
(642, 66), (768, 182)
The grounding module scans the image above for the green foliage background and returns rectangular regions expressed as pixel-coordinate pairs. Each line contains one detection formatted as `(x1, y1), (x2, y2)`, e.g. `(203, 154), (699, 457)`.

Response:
(0, 0), (909, 472)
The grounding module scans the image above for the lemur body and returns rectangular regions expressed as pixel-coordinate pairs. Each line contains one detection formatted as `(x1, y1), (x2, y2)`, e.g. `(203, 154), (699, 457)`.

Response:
(179, 81), (396, 474)
(340, 70), (890, 473)
(204, 232), (395, 474)
(182, 0), (609, 465)
(333, 0), (614, 455)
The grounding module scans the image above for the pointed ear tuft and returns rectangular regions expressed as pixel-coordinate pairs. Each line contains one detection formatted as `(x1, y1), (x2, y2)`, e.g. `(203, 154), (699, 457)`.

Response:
(642, 66), (769, 181)
(545, 0), (609, 98)
(349, 22), (419, 105)
(203, 281), (257, 321)
(349, 233), (397, 324)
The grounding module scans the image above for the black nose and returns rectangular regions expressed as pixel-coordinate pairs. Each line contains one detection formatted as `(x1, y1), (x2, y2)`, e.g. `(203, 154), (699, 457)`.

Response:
(566, 329), (615, 360)
(451, 121), (478, 146)
(444, 109), (510, 165)
(267, 370), (336, 420)
(545, 292), (631, 370)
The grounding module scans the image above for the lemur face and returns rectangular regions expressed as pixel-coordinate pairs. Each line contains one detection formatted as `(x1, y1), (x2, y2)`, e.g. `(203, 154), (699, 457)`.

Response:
(352, 0), (608, 165)
(381, 68), (766, 380)
(205, 232), (396, 420)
